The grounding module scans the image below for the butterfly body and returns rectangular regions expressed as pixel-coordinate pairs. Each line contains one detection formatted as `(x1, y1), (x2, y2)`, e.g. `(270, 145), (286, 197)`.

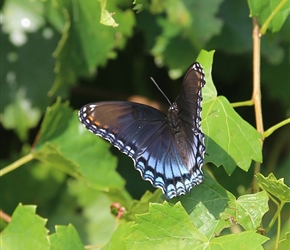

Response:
(78, 62), (206, 199)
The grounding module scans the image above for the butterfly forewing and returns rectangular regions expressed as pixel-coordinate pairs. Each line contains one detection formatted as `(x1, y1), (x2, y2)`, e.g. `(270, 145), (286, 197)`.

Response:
(78, 62), (206, 199)
(175, 62), (206, 172)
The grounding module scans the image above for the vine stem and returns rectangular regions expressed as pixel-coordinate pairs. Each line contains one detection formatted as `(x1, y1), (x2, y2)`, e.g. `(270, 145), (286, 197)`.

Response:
(252, 17), (264, 194)
(0, 153), (34, 177)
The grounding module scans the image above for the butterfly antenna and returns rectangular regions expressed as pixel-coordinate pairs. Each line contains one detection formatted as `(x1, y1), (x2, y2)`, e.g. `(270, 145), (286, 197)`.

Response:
(150, 77), (172, 105)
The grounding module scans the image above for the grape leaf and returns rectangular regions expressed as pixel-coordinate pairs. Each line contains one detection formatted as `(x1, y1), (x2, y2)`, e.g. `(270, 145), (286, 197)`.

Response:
(189, 202), (228, 239)
(49, 0), (135, 94)
(209, 230), (268, 249)
(125, 202), (208, 249)
(176, 172), (268, 233)
(203, 96), (262, 174)
(197, 50), (218, 101)
(99, 0), (119, 27)
(1, 204), (49, 250)
(33, 99), (130, 202)
(256, 173), (290, 202)
(124, 190), (163, 221)
(49, 225), (85, 250)
(248, 0), (290, 33)
(279, 232), (290, 249)
(103, 221), (134, 250)
(124, 200), (268, 249)
(220, 191), (269, 230)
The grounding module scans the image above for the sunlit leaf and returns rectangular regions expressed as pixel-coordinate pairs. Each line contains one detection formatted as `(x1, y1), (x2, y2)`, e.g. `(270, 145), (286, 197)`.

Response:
(49, 225), (84, 250)
(103, 221), (134, 250)
(279, 232), (290, 249)
(248, 0), (290, 33)
(221, 191), (269, 230)
(125, 202), (208, 249)
(1, 204), (49, 249)
(256, 173), (290, 202)
(50, 0), (135, 94)
(210, 230), (268, 249)
(99, 0), (119, 27)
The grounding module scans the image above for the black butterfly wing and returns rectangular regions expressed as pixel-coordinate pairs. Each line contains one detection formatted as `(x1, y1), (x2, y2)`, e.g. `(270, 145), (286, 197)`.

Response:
(175, 62), (206, 180)
(79, 101), (167, 158)
(78, 101), (202, 198)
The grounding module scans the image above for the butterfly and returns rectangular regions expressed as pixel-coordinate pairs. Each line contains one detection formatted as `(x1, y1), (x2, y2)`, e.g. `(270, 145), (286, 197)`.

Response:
(78, 62), (206, 199)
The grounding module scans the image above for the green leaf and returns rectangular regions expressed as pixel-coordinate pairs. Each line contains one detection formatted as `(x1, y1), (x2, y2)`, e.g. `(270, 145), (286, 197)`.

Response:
(189, 202), (228, 239)
(49, 0), (135, 94)
(33, 99), (129, 200)
(125, 202), (208, 249)
(44, 180), (116, 246)
(68, 181), (117, 245)
(1, 160), (66, 215)
(125, 190), (163, 221)
(210, 230), (268, 249)
(248, 0), (290, 33)
(33, 143), (82, 179)
(49, 225), (85, 250)
(1, 204), (49, 250)
(279, 232), (290, 249)
(120, 177), (269, 249)
(99, 0), (119, 27)
(203, 96), (263, 174)
(256, 173), (290, 202)
(175, 172), (268, 234)
(196, 50), (218, 101)
(220, 191), (269, 230)
(177, 171), (235, 216)
(150, 0), (223, 71)
(103, 221), (134, 250)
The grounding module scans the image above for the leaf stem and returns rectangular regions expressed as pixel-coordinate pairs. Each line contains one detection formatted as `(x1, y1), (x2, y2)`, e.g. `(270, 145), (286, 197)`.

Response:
(264, 192), (284, 234)
(0, 153), (34, 177)
(231, 99), (253, 108)
(260, 0), (287, 34)
(252, 18), (264, 194)
(263, 118), (290, 138)
(275, 206), (281, 250)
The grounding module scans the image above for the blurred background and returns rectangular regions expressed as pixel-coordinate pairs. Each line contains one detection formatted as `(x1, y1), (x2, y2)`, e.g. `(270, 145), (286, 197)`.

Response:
(1, 0), (289, 245)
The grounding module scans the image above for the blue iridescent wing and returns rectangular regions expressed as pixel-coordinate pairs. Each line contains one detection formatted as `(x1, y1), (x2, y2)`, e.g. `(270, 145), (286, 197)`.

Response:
(78, 62), (206, 199)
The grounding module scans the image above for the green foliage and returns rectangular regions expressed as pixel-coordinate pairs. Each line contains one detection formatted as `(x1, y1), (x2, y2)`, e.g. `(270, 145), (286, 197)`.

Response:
(33, 98), (130, 202)
(248, 0), (290, 33)
(256, 173), (290, 202)
(1, 0), (289, 249)
(2, 205), (50, 249)
(49, 225), (85, 250)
